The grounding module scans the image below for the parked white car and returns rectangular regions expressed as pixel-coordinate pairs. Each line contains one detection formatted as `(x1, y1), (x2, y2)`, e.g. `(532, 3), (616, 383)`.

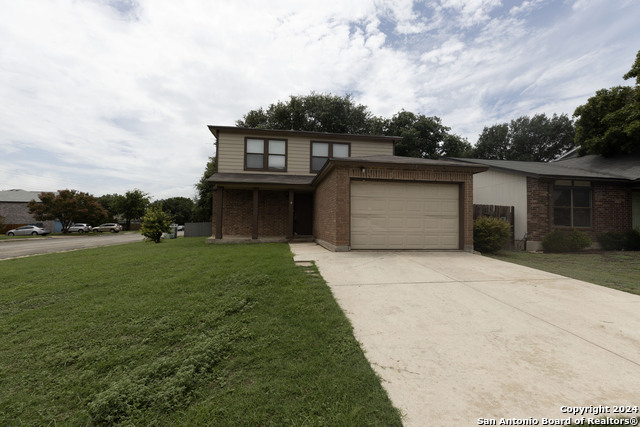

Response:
(68, 223), (92, 233)
(92, 223), (123, 233)
(6, 225), (51, 236)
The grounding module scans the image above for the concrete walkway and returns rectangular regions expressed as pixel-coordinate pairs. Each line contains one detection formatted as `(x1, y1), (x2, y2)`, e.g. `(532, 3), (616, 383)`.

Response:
(290, 243), (640, 426)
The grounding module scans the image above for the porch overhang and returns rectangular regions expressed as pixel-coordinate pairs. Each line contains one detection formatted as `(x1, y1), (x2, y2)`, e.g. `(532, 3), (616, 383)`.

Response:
(208, 172), (314, 191)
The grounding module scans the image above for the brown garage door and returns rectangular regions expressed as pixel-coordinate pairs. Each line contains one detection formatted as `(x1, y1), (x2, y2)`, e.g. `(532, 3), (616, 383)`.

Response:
(351, 181), (459, 250)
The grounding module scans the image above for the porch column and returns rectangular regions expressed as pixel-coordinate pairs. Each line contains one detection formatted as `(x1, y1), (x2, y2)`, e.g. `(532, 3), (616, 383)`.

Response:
(287, 190), (294, 239)
(252, 188), (259, 240)
(215, 186), (223, 240)
(459, 183), (465, 250)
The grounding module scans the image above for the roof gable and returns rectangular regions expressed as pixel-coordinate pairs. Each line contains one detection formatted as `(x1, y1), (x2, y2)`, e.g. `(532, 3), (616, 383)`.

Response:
(0, 189), (48, 203)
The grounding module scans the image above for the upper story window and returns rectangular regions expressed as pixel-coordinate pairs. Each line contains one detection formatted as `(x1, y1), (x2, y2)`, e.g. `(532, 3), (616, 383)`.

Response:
(310, 141), (350, 172)
(553, 180), (591, 227)
(245, 138), (287, 172)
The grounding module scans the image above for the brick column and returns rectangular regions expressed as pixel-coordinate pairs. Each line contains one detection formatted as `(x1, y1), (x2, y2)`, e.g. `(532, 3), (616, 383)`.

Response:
(215, 187), (223, 239)
(287, 190), (294, 239)
(252, 188), (259, 240)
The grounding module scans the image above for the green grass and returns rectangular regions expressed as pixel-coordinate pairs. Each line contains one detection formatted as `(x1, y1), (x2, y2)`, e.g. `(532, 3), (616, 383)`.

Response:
(0, 234), (47, 240)
(0, 239), (401, 426)
(490, 251), (640, 295)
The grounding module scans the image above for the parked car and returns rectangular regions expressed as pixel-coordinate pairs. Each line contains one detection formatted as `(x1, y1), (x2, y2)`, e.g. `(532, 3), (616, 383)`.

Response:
(6, 225), (51, 236)
(177, 225), (184, 231)
(67, 223), (92, 233)
(92, 223), (122, 233)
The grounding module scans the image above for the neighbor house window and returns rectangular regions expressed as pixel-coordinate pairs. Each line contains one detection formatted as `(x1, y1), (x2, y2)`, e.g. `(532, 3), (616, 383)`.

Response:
(553, 180), (591, 227)
(310, 142), (350, 172)
(245, 138), (287, 171)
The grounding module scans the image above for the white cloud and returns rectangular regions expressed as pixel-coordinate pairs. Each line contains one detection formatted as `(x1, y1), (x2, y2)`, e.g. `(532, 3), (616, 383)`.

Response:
(438, 0), (502, 27)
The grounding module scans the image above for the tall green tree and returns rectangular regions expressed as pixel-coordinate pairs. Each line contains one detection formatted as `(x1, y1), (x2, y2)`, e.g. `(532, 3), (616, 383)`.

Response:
(474, 123), (509, 160)
(97, 193), (124, 222)
(27, 190), (108, 232)
(117, 189), (150, 230)
(193, 156), (217, 222)
(386, 111), (473, 159)
(439, 134), (473, 158)
(386, 111), (445, 158)
(574, 50), (640, 156)
(153, 197), (194, 225)
(237, 92), (375, 134)
(235, 92), (472, 158)
(623, 50), (640, 83)
(473, 113), (574, 161)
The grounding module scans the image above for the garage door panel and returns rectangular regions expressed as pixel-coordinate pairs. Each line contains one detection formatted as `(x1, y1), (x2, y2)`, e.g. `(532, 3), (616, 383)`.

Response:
(351, 181), (459, 250)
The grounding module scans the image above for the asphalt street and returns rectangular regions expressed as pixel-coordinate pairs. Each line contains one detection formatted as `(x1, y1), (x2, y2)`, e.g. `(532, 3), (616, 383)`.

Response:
(0, 233), (144, 260)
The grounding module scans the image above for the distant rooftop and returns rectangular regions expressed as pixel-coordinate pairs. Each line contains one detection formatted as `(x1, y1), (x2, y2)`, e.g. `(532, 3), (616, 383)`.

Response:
(553, 153), (640, 181)
(452, 154), (640, 182)
(0, 189), (48, 203)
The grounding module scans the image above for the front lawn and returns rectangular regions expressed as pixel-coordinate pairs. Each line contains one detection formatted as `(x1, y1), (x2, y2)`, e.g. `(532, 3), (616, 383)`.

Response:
(0, 239), (401, 425)
(0, 234), (48, 240)
(490, 251), (640, 296)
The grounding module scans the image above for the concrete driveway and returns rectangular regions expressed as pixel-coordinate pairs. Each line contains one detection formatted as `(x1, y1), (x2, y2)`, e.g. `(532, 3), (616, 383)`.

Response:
(290, 243), (640, 426)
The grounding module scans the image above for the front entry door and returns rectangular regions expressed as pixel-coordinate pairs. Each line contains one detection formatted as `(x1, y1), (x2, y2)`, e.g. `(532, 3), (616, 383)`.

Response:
(294, 193), (313, 235)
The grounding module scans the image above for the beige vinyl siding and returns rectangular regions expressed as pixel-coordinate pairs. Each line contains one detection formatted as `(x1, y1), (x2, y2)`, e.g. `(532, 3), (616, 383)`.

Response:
(473, 170), (527, 242)
(217, 132), (394, 175)
(350, 140), (393, 157)
(287, 137), (315, 175)
(217, 133), (246, 173)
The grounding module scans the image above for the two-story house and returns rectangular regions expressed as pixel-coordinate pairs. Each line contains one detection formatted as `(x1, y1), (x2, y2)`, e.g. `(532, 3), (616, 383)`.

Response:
(206, 125), (486, 251)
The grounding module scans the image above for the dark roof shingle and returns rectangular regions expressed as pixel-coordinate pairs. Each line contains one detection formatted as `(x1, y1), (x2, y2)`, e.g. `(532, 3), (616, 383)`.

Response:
(451, 158), (635, 181)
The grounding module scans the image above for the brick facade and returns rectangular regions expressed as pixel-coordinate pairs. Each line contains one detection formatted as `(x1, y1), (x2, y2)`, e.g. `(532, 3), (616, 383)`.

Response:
(314, 164), (475, 251)
(210, 164), (478, 251)
(526, 177), (633, 246)
(526, 177), (552, 242)
(313, 168), (339, 246)
(211, 189), (289, 238)
(592, 183), (633, 235)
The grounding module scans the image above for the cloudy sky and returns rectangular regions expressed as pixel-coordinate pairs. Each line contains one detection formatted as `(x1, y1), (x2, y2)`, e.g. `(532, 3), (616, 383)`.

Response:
(1, 0), (638, 200)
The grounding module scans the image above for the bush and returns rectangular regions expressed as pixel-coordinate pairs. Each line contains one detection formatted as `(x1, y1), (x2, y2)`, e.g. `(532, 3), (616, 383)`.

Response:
(473, 216), (511, 253)
(141, 205), (174, 243)
(598, 231), (627, 250)
(626, 228), (640, 250)
(599, 228), (640, 251)
(542, 229), (591, 253)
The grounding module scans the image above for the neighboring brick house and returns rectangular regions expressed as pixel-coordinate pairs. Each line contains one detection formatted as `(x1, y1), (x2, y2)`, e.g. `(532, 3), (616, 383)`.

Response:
(454, 153), (640, 251)
(206, 126), (487, 251)
(0, 189), (58, 232)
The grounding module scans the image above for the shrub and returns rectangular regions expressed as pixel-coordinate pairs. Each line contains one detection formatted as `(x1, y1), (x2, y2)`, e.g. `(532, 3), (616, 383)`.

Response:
(625, 228), (640, 251)
(597, 229), (640, 251)
(598, 231), (627, 250)
(141, 205), (174, 243)
(542, 229), (591, 253)
(473, 216), (511, 253)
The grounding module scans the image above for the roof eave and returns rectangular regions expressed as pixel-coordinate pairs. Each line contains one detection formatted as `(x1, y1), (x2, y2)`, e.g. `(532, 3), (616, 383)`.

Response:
(207, 125), (402, 144)
(312, 157), (488, 186)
